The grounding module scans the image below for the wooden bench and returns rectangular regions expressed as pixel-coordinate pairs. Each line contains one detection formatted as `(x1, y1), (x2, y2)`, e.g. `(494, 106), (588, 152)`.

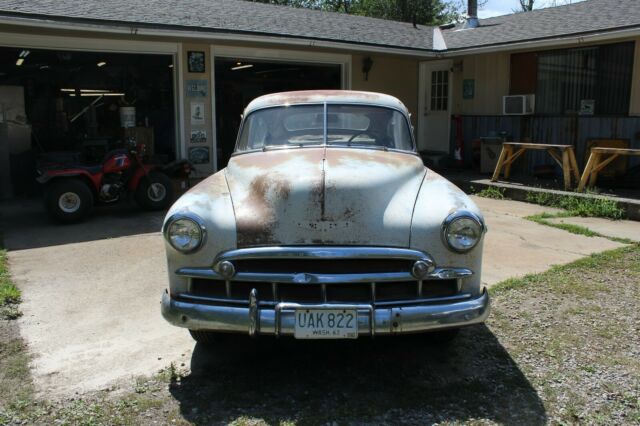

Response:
(577, 147), (640, 192)
(491, 142), (580, 190)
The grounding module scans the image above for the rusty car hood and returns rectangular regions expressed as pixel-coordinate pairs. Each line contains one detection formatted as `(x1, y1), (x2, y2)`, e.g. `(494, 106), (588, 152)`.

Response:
(225, 147), (426, 248)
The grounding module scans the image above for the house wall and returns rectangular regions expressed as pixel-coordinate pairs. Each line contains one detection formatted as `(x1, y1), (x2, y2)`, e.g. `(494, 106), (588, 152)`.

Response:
(452, 37), (640, 117)
(351, 54), (419, 126)
(451, 52), (511, 116)
(451, 38), (640, 171)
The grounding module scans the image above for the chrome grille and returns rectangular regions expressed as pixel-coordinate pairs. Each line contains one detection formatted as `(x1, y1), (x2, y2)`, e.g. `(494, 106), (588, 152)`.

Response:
(233, 258), (413, 274)
(178, 247), (472, 307)
(189, 277), (458, 306)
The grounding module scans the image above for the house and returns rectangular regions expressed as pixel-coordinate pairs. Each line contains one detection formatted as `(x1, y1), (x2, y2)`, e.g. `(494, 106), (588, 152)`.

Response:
(0, 0), (638, 197)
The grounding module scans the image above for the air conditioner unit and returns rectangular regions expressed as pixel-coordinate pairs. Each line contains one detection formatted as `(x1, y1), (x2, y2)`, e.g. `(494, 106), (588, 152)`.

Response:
(503, 94), (535, 115)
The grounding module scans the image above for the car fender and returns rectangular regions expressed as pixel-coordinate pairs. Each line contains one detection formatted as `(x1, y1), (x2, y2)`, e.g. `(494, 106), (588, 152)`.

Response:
(410, 169), (485, 295)
(163, 171), (237, 294)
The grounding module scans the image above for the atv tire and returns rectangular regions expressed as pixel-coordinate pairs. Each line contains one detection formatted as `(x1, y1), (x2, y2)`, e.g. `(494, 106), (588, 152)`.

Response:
(46, 178), (94, 224)
(135, 172), (174, 211)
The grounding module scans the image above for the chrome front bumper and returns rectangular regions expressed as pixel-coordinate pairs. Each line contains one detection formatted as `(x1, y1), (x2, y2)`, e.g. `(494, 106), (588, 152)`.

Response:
(161, 289), (490, 337)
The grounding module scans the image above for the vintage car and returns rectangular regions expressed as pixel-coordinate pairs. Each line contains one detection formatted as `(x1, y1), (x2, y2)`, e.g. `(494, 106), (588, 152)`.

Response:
(161, 90), (489, 343)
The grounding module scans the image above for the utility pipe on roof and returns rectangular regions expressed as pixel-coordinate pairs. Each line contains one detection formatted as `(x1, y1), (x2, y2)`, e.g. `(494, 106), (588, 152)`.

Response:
(465, 0), (479, 29)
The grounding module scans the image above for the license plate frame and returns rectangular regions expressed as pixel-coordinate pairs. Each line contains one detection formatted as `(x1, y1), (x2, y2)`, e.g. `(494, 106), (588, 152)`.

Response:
(294, 308), (358, 339)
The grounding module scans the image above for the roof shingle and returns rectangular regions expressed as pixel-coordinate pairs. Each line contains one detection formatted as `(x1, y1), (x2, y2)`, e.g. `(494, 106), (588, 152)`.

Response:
(442, 0), (640, 50)
(0, 0), (434, 51)
(0, 0), (639, 53)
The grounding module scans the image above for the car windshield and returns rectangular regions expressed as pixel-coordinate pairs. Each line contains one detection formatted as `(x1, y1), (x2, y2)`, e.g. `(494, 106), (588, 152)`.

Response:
(235, 104), (414, 152)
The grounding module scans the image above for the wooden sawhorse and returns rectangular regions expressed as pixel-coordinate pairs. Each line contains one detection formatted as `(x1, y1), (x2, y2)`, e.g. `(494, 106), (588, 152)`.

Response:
(577, 147), (640, 192)
(491, 142), (580, 190)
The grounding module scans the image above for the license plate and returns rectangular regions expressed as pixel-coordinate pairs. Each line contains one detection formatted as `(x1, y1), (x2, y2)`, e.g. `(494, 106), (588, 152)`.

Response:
(294, 308), (358, 339)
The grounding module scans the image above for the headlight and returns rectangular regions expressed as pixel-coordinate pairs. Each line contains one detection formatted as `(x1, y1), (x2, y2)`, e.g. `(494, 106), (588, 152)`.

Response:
(442, 211), (484, 253)
(164, 214), (206, 253)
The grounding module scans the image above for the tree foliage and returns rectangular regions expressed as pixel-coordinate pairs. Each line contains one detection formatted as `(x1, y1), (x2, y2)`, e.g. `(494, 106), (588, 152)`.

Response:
(518, 0), (535, 11)
(356, 0), (459, 25)
(248, 0), (461, 26)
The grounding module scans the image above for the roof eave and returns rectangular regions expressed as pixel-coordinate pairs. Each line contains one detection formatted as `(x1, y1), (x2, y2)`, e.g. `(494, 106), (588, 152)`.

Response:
(441, 25), (640, 56)
(0, 12), (441, 58)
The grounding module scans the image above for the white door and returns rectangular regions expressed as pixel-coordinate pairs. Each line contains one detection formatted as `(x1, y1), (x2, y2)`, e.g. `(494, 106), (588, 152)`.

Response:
(418, 61), (452, 153)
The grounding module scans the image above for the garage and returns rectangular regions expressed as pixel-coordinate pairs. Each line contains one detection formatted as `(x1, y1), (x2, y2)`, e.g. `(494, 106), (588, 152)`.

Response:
(213, 57), (342, 169)
(0, 46), (176, 198)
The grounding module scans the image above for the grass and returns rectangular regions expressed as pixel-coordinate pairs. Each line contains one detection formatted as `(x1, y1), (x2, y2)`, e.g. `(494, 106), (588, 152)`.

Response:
(489, 245), (640, 424)
(0, 250), (21, 320)
(476, 184), (634, 241)
(525, 212), (636, 244)
(0, 248), (33, 425)
(473, 186), (506, 200)
(525, 190), (625, 219)
(472, 183), (626, 222)
(491, 245), (638, 295)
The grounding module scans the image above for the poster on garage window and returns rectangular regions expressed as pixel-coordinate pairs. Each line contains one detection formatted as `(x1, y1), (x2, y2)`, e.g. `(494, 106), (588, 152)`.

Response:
(190, 102), (205, 125)
(190, 130), (207, 144)
(186, 79), (208, 97)
(189, 147), (210, 164)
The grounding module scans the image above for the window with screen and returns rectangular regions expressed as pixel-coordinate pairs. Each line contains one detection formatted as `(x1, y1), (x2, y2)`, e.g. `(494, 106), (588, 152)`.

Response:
(512, 42), (635, 115)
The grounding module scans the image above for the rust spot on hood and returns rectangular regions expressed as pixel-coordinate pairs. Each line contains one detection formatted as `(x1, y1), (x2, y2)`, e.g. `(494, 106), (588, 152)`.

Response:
(235, 174), (293, 248)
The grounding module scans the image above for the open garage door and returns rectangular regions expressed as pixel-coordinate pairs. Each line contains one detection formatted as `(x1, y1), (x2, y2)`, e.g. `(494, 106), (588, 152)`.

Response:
(214, 58), (342, 169)
(0, 47), (176, 198)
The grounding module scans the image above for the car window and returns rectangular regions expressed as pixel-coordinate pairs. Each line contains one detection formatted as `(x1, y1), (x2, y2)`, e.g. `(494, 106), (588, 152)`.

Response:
(236, 105), (324, 151)
(326, 105), (413, 151)
(235, 103), (413, 152)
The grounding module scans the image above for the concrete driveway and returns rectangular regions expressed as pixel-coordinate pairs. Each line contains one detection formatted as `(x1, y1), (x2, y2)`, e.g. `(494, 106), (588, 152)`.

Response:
(1, 196), (625, 396)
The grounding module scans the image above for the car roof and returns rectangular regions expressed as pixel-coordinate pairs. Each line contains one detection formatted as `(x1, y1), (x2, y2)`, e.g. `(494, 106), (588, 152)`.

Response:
(244, 90), (409, 115)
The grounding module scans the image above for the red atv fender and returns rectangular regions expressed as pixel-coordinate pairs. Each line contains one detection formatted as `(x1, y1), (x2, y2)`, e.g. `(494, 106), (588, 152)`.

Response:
(37, 168), (102, 192)
(128, 164), (162, 191)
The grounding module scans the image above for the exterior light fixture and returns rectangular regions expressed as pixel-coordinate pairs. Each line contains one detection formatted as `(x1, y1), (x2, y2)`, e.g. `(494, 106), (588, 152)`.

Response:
(362, 56), (373, 81)
(15, 58), (24, 66)
(97, 61), (107, 67)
